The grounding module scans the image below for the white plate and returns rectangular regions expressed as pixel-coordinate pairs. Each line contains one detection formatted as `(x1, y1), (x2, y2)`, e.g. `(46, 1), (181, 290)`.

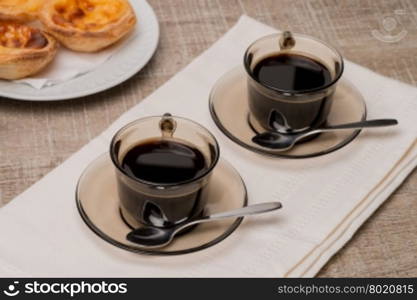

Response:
(0, 0), (159, 101)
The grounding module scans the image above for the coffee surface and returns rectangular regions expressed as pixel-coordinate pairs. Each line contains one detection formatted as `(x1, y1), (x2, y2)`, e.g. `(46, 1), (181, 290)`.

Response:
(121, 139), (206, 184)
(253, 54), (332, 91)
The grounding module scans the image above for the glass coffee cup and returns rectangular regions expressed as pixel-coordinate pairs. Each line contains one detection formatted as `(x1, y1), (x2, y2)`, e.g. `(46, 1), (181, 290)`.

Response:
(244, 32), (344, 134)
(110, 114), (220, 229)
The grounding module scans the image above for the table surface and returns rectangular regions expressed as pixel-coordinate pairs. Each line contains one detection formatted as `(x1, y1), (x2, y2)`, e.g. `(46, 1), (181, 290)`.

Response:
(1, 0), (416, 277)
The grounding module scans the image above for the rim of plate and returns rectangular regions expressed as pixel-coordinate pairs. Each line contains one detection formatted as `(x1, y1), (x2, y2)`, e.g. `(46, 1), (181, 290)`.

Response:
(0, 0), (159, 101)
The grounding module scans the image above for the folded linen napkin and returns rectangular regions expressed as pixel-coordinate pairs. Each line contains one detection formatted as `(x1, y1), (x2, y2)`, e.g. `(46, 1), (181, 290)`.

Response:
(0, 15), (416, 277)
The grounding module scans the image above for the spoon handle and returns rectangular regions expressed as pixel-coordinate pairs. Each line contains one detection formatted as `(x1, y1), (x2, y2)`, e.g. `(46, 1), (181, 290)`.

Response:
(319, 119), (398, 132)
(168, 202), (282, 242)
(180, 202), (282, 230)
(207, 202), (282, 220)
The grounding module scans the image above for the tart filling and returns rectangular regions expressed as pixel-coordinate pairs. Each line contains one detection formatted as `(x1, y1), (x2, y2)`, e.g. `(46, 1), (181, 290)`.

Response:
(52, 0), (128, 31)
(0, 0), (42, 21)
(0, 22), (48, 50)
(39, 0), (136, 52)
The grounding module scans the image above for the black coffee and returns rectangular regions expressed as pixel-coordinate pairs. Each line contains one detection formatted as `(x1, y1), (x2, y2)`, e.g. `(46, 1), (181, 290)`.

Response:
(253, 54), (331, 91)
(248, 54), (334, 133)
(117, 139), (209, 228)
(121, 139), (206, 183)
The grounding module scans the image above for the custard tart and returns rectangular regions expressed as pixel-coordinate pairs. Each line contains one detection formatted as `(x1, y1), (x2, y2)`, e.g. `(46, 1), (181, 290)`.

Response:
(39, 0), (137, 52)
(0, 21), (58, 80)
(0, 0), (42, 22)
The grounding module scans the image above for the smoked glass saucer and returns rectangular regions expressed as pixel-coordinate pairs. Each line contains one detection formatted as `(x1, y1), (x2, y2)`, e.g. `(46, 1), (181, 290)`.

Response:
(76, 153), (247, 255)
(209, 67), (367, 158)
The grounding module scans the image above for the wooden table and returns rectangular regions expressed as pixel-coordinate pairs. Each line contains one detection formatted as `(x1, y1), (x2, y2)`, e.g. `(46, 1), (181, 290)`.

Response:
(1, 0), (416, 277)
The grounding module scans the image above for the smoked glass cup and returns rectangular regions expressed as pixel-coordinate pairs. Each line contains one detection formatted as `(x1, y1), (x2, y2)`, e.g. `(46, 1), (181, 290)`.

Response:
(110, 115), (220, 229)
(244, 32), (344, 134)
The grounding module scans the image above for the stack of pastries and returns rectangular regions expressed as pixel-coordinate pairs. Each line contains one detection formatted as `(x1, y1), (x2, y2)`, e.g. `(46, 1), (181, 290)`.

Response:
(0, 0), (137, 80)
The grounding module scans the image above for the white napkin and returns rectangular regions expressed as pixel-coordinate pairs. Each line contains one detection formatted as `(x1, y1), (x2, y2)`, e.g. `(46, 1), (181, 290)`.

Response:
(15, 33), (136, 89)
(0, 16), (416, 277)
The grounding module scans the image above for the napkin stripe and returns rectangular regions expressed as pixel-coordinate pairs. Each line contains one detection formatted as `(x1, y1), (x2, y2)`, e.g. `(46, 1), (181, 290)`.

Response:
(286, 139), (417, 277)
(303, 150), (417, 277)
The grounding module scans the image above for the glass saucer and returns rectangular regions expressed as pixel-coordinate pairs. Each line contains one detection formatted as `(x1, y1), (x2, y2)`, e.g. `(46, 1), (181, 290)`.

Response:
(209, 67), (367, 158)
(76, 153), (247, 256)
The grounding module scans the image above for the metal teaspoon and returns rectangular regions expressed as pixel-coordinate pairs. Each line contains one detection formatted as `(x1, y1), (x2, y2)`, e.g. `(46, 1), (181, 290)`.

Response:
(126, 202), (282, 248)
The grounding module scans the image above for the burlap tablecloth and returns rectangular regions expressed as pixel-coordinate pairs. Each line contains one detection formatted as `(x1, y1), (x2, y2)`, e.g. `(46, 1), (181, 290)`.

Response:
(0, 0), (416, 277)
